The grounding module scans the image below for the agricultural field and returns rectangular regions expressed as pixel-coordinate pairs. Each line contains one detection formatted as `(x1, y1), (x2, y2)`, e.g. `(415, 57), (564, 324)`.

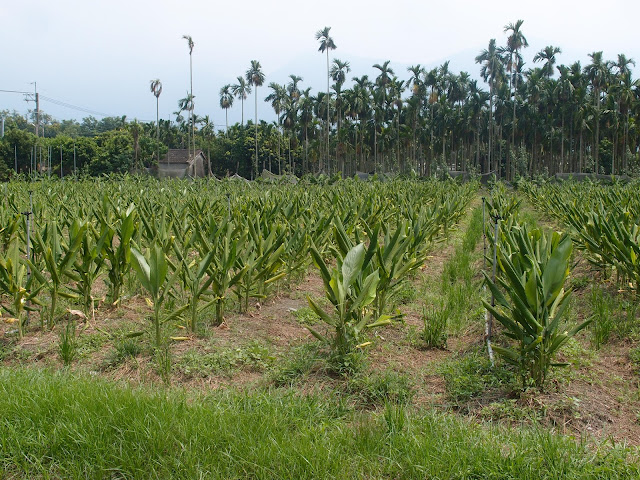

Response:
(1, 176), (640, 478)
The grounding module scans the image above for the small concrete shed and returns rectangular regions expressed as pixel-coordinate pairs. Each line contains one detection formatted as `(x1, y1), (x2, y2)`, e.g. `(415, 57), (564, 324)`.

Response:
(157, 149), (209, 179)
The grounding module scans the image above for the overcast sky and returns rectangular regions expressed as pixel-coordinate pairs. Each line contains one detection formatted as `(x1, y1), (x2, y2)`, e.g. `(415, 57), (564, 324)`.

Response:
(2, 0), (638, 129)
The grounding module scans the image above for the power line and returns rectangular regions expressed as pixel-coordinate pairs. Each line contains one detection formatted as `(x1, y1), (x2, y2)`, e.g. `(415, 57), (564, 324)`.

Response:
(3, 88), (228, 127)
(40, 95), (123, 118)
(2, 88), (153, 122)
(2, 88), (116, 117)
(39, 96), (156, 123)
(0, 88), (31, 95)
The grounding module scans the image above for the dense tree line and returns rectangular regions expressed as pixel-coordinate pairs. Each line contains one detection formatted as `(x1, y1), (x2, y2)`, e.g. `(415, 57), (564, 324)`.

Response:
(0, 114), (166, 179)
(2, 20), (638, 180)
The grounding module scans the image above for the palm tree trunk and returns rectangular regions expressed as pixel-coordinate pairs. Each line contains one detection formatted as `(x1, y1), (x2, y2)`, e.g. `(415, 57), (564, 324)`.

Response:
(254, 88), (258, 179)
(429, 93), (434, 176)
(396, 112), (400, 172)
(624, 111), (629, 172)
(594, 90), (600, 174)
(510, 73), (518, 181)
(354, 121), (358, 172)
(190, 52), (195, 159)
(488, 83), (494, 174)
(579, 128), (584, 173)
(338, 108), (344, 174)
(304, 124), (308, 174)
(326, 49), (330, 174)
(560, 113), (565, 173)
(156, 98), (160, 167)
(374, 122), (378, 174)
(277, 110), (281, 170)
(499, 112), (504, 177)
(570, 112), (574, 172)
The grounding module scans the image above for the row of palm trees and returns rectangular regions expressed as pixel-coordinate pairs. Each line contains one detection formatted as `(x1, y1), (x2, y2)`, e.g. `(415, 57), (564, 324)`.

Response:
(154, 24), (640, 178)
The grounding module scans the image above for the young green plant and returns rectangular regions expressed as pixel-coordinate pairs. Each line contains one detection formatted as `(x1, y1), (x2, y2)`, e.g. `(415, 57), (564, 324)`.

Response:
(130, 243), (188, 347)
(307, 242), (391, 364)
(483, 226), (590, 390)
(0, 240), (43, 338)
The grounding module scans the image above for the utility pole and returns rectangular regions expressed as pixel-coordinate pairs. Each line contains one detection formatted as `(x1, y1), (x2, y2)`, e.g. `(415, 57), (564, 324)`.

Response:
(35, 87), (40, 138)
(24, 82), (39, 137)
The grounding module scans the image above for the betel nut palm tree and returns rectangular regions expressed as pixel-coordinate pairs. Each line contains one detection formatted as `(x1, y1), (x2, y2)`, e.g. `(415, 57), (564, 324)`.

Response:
(373, 60), (394, 171)
(584, 51), (609, 174)
(219, 84), (234, 133)
(331, 59), (351, 173)
(246, 60), (265, 179)
(316, 26), (336, 174)
(232, 76), (251, 126)
(149, 79), (163, 165)
(476, 39), (502, 174)
(183, 35), (195, 160)
(503, 20), (528, 180)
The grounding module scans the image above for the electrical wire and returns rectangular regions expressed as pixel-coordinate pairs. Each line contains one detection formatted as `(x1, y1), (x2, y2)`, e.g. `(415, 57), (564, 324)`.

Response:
(3, 88), (227, 127)
(0, 89), (32, 94)
(40, 95), (124, 118)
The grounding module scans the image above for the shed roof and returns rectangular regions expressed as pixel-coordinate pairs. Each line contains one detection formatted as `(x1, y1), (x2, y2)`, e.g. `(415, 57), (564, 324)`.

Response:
(162, 149), (205, 165)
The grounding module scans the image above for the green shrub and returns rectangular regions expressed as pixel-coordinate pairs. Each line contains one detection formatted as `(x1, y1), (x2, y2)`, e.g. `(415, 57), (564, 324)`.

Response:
(177, 342), (273, 378)
(58, 321), (78, 366)
(421, 305), (448, 349)
(271, 343), (322, 386)
(589, 286), (616, 349)
(101, 338), (143, 370)
(347, 369), (414, 406)
(440, 351), (515, 405)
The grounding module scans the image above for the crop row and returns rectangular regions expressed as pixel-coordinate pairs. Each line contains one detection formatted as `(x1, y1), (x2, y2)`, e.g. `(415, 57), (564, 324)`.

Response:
(1, 177), (476, 350)
(519, 179), (640, 292)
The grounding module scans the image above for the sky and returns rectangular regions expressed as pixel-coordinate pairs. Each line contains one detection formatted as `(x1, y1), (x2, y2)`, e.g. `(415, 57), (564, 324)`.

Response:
(2, 0), (639, 130)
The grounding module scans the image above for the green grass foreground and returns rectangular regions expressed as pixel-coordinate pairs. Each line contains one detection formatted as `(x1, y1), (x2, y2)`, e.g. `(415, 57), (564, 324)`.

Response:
(0, 369), (638, 479)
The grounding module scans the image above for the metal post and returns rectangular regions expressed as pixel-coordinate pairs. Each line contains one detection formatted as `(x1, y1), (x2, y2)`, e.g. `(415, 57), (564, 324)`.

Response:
(60, 146), (63, 179)
(484, 212), (500, 367)
(482, 197), (487, 270)
(73, 143), (77, 177)
(483, 196), (494, 366)
(14, 144), (17, 173)
(22, 191), (33, 324)
(35, 91), (40, 138)
(491, 217), (500, 301)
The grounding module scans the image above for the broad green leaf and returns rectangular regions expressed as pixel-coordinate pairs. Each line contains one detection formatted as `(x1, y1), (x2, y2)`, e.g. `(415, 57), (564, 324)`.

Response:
(542, 234), (572, 304)
(130, 246), (152, 293)
(342, 243), (365, 289)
